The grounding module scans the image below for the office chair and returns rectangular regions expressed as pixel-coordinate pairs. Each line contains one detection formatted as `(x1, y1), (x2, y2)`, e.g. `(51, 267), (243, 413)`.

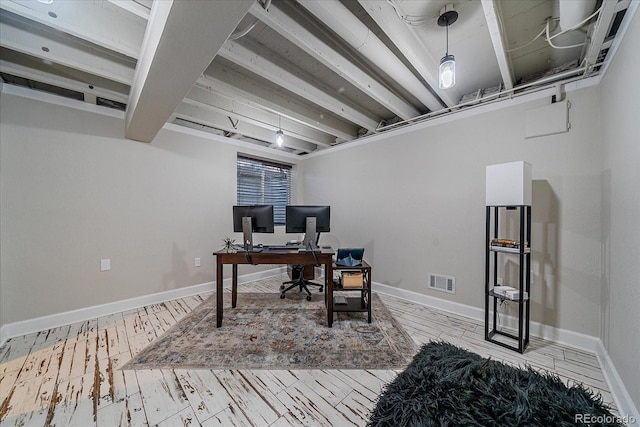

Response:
(280, 264), (323, 301)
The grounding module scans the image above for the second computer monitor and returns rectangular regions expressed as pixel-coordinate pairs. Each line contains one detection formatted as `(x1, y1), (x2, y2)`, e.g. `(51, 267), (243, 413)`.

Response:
(286, 205), (330, 248)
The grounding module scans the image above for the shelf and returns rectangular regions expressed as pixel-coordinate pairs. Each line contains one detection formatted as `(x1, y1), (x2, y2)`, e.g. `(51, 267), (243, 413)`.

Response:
(333, 296), (369, 312)
(485, 205), (531, 353)
(489, 245), (530, 254)
(331, 261), (372, 323)
(333, 282), (367, 291)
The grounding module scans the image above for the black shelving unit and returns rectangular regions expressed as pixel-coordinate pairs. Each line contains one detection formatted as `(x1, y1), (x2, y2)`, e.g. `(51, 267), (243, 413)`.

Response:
(485, 205), (531, 353)
(332, 261), (372, 323)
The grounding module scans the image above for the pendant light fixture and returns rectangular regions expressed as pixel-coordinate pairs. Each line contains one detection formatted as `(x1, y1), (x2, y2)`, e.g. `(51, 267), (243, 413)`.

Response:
(438, 4), (458, 89)
(276, 115), (284, 147)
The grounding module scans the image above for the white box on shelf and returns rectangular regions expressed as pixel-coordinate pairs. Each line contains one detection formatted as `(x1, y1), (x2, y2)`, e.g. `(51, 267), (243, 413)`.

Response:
(486, 161), (532, 206)
(505, 290), (528, 300)
(493, 286), (528, 301)
(493, 285), (517, 297)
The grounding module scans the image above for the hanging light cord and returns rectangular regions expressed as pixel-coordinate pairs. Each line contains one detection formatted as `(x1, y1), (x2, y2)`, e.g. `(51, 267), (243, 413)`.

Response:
(445, 17), (450, 55)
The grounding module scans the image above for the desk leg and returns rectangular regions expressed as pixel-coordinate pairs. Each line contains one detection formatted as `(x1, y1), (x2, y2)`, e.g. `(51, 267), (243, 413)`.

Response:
(232, 264), (238, 308)
(326, 261), (333, 327)
(367, 269), (372, 323)
(216, 257), (223, 328)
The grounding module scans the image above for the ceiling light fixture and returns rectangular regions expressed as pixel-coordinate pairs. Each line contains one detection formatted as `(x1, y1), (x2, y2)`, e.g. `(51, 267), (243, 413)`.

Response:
(438, 4), (458, 90)
(276, 115), (284, 147)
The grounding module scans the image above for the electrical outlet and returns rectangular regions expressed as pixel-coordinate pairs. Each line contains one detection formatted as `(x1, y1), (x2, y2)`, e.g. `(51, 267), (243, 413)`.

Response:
(100, 258), (111, 272)
(195, 257), (201, 267)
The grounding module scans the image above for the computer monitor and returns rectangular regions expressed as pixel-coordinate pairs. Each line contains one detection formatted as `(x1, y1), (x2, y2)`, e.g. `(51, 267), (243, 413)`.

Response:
(285, 205), (330, 249)
(232, 205), (274, 251)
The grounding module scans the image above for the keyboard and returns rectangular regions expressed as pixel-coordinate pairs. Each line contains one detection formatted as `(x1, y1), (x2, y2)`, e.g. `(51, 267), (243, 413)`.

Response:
(262, 244), (303, 250)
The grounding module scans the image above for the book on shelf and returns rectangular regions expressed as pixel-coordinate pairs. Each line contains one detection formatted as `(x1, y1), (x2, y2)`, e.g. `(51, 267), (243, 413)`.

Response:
(490, 239), (529, 253)
(491, 238), (523, 248)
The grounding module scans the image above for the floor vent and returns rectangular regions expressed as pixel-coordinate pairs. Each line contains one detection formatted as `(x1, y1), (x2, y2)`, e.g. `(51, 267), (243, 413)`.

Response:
(428, 273), (455, 294)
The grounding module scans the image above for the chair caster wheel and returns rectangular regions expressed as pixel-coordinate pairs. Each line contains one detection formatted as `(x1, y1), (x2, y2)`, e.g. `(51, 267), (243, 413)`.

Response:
(280, 285), (285, 291)
(319, 286), (323, 293)
(306, 295), (312, 301)
(280, 293), (285, 299)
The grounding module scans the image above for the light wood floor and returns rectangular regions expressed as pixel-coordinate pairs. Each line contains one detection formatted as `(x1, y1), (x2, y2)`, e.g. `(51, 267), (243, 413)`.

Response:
(0, 275), (615, 426)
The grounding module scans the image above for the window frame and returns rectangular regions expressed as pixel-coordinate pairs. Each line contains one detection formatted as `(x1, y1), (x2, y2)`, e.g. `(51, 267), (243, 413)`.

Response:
(236, 154), (292, 226)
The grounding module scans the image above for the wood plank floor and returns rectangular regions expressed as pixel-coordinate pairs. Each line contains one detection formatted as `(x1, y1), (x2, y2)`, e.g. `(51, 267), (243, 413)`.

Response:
(0, 275), (616, 426)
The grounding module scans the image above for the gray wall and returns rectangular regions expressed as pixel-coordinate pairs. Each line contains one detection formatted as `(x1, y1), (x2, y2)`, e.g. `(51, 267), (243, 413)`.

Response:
(599, 8), (640, 410)
(0, 92), (296, 326)
(302, 85), (603, 337)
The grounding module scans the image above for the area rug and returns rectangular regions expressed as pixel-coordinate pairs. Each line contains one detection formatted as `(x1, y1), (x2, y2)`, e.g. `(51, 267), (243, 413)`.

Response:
(123, 292), (416, 370)
(368, 341), (622, 427)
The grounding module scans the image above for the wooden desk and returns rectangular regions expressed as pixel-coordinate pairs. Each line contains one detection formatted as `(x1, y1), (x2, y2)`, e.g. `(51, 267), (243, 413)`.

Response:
(213, 247), (334, 327)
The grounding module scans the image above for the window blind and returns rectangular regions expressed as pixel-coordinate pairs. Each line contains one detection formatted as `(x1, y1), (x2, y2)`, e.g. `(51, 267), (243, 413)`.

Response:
(237, 155), (291, 225)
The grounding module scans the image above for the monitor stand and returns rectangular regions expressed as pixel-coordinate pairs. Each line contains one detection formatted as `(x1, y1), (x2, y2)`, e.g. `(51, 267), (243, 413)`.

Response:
(242, 216), (253, 251)
(302, 216), (317, 250)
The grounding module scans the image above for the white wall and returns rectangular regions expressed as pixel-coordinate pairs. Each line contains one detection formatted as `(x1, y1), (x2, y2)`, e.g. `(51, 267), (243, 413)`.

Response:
(302, 84), (603, 337)
(0, 90), (298, 326)
(599, 7), (640, 411)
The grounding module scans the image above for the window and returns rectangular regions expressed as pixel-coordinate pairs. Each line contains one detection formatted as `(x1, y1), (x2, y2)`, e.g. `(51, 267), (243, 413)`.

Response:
(237, 155), (292, 225)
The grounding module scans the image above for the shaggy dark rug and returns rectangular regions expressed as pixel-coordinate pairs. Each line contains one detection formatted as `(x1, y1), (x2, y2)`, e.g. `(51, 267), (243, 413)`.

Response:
(123, 292), (416, 370)
(368, 341), (622, 427)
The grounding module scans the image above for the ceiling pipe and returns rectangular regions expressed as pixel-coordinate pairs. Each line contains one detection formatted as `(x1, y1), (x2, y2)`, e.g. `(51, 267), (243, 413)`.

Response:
(377, 62), (599, 133)
(297, 0), (445, 113)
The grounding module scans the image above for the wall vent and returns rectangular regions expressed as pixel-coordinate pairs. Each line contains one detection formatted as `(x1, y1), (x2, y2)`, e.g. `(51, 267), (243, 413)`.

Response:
(428, 273), (455, 294)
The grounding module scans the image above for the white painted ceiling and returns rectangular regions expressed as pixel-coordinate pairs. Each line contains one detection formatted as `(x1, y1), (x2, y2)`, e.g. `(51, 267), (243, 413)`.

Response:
(0, 0), (633, 155)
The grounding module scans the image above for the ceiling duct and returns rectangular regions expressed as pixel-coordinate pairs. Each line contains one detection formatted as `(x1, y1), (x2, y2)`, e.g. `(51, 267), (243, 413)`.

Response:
(558, 0), (598, 31)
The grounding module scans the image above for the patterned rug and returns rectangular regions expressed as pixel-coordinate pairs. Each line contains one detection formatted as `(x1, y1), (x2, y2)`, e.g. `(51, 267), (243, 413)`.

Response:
(123, 292), (416, 370)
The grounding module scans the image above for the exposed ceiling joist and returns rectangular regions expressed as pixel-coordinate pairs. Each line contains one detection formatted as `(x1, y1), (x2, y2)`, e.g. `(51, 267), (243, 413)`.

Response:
(298, 0), (444, 113)
(1, 0), (145, 59)
(218, 38), (379, 132)
(175, 102), (317, 153)
(481, 0), (514, 90)
(358, 0), (458, 108)
(582, 0), (620, 75)
(249, 1), (421, 121)
(124, 0), (252, 142)
(107, 0), (151, 20)
(0, 11), (135, 84)
(186, 85), (332, 147)
(199, 65), (357, 142)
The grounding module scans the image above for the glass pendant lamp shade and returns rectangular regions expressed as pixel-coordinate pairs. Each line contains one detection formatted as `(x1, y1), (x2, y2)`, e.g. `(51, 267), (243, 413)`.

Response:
(275, 129), (284, 146)
(437, 5), (458, 90)
(439, 54), (456, 89)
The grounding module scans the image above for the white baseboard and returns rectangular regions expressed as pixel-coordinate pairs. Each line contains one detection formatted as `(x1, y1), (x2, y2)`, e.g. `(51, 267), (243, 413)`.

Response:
(594, 341), (640, 426)
(372, 281), (639, 424)
(0, 267), (284, 346)
(372, 282), (600, 351)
